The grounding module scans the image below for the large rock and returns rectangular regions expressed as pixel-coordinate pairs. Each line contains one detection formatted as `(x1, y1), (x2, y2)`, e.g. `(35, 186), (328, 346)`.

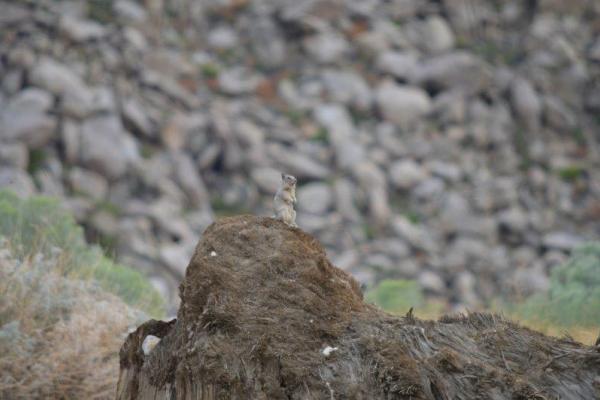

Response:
(510, 77), (542, 134)
(297, 182), (333, 214)
(303, 31), (349, 64)
(389, 159), (428, 189)
(29, 57), (93, 117)
(117, 216), (600, 400)
(419, 15), (455, 53)
(59, 16), (106, 42)
(412, 52), (491, 95)
(79, 115), (139, 179)
(321, 70), (372, 110)
(0, 88), (57, 147)
(376, 51), (418, 80)
(375, 81), (432, 129)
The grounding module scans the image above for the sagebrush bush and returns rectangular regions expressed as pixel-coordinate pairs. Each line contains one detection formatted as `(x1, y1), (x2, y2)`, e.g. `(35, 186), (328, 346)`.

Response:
(0, 244), (146, 399)
(0, 190), (164, 316)
(515, 243), (600, 327)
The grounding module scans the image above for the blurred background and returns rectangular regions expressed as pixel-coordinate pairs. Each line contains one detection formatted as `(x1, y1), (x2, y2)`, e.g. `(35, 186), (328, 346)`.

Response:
(1, 0), (600, 356)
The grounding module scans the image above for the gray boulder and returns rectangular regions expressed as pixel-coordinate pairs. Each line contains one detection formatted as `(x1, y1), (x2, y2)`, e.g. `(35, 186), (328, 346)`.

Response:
(297, 183), (333, 214)
(375, 81), (431, 129)
(1, 88), (56, 148)
(79, 115), (139, 179)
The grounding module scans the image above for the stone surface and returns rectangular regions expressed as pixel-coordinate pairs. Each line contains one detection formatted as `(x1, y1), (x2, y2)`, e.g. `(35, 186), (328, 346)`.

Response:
(375, 81), (431, 129)
(297, 183), (333, 214)
(79, 115), (139, 179)
(1, 88), (57, 147)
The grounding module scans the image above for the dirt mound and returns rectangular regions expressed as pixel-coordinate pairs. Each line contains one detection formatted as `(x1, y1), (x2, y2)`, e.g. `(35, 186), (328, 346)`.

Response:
(117, 216), (600, 399)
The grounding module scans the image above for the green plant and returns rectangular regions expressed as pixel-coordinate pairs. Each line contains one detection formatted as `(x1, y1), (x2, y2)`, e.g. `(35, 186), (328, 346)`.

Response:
(557, 165), (585, 182)
(365, 279), (424, 314)
(87, 0), (114, 24)
(311, 127), (329, 144)
(285, 109), (305, 126)
(0, 243), (145, 399)
(0, 190), (164, 317)
(27, 149), (46, 175)
(201, 63), (220, 79)
(512, 243), (600, 327)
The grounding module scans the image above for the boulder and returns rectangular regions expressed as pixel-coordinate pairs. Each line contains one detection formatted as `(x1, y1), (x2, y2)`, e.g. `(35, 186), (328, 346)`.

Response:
(375, 81), (431, 129)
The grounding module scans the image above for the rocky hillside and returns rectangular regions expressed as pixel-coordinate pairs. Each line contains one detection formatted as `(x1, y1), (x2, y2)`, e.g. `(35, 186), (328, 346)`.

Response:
(1, 0), (599, 308)
(117, 215), (600, 399)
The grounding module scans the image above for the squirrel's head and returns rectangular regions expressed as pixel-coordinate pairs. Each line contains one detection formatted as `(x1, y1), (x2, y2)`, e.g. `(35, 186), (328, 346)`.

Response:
(281, 173), (297, 188)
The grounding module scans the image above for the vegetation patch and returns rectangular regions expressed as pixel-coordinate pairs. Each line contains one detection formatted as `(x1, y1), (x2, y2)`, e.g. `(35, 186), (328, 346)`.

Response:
(0, 190), (164, 316)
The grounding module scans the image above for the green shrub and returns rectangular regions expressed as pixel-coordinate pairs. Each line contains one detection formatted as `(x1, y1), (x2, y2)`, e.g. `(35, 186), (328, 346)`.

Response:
(0, 190), (164, 317)
(0, 245), (146, 399)
(557, 165), (585, 182)
(514, 243), (600, 327)
(365, 279), (424, 314)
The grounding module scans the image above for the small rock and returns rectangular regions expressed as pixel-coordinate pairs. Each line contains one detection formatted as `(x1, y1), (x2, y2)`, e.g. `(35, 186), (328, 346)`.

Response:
(376, 51), (418, 81)
(172, 152), (210, 207)
(303, 31), (349, 64)
(542, 232), (584, 252)
(413, 177), (444, 200)
(61, 120), (80, 164)
(497, 207), (528, 234)
(420, 16), (455, 53)
(250, 167), (282, 194)
(419, 270), (446, 293)
(512, 264), (550, 296)
(68, 167), (109, 201)
(321, 70), (372, 110)
(267, 144), (330, 179)
(79, 115), (139, 179)
(60, 16), (106, 42)
(159, 244), (191, 277)
(208, 25), (239, 50)
(1, 88), (57, 148)
(333, 179), (361, 222)
(250, 18), (286, 68)
(297, 183), (333, 214)
(412, 52), (491, 95)
(29, 57), (93, 117)
(0, 168), (35, 197)
(114, 0), (148, 22)
(510, 77), (541, 133)
(0, 142), (28, 169)
(122, 98), (154, 138)
(389, 159), (427, 190)
(218, 68), (260, 95)
(375, 81), (431, 129)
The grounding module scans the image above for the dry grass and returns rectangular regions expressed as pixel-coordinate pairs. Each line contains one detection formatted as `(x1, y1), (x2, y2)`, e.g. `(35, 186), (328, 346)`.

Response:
(0, 243), (144, 399)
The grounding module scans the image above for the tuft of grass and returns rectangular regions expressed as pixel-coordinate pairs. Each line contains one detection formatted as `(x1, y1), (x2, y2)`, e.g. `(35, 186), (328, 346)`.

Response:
(311, 127), (329, 144)
(557, 165), (585, 182)
(201, 63), (220, 79)
(0, 190), (164, 317)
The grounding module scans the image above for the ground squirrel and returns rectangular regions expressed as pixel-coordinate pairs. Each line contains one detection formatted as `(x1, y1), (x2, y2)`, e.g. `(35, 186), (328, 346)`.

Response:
(273, 173), (297, 227)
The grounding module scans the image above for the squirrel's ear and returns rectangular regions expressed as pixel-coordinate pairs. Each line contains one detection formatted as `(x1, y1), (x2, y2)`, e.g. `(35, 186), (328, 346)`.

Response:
(281, 173), (285, 179)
